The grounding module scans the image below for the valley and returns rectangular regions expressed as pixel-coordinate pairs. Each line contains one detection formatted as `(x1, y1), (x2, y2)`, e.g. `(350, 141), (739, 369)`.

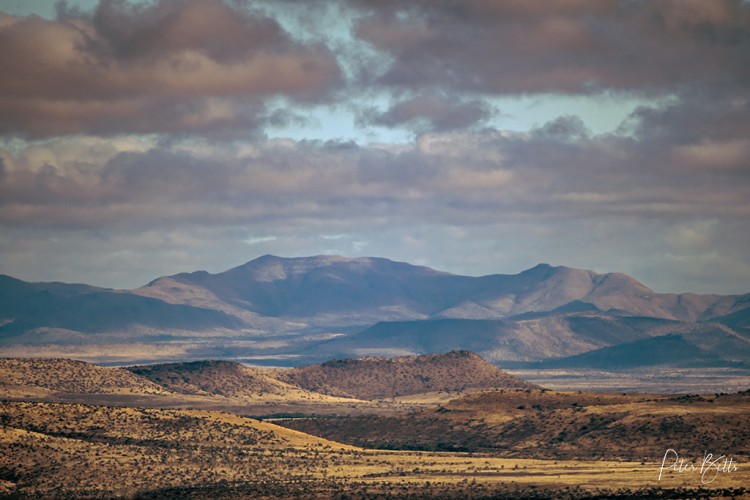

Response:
(10, 399), (746, 499)
(2, 256), (749, 496)
(1, 352), (749, 498)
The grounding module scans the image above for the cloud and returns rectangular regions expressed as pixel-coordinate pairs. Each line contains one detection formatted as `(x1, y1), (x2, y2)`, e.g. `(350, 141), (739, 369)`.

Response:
(622, 96), (750, 143)
(358, 93), (494, 132)
(2, 120), (747, 231)
(0, 0), (342, 138)
(1, 126), (748, 292)
(352, 0), (750, 95)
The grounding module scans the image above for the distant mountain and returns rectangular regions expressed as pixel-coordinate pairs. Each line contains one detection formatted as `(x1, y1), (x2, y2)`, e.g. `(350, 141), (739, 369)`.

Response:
(0, 274), (243, 343)
(524, 334), (741, 370)
(135, 256), (742, 324)
(310, 314), (750, 366)
(136, 255), (469, 326)
(1, 255), (749, 370)
(276, 350), (537, 400)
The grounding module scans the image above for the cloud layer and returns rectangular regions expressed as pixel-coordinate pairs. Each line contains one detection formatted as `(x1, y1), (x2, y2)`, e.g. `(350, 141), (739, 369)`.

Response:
(0, 0), (749, 294)
(354, 0), (750, 94)
(0, 0), (341, 137)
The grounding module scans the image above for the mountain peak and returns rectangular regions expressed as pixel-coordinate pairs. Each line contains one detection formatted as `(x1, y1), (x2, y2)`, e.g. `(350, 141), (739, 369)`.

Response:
(231, 254), (369, 282)
(517, 262), (559, 279)
(529, 263), (554, 271)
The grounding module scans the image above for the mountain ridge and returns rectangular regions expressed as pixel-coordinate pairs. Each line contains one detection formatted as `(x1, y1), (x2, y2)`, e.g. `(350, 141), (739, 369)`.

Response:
(133, 255), (744, 323)
(1, 255), (749, 369)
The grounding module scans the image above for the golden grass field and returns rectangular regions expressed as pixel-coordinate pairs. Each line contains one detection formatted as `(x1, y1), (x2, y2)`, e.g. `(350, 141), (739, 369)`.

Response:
(1, 357), (749, 498)
(1, 400), (748, 498)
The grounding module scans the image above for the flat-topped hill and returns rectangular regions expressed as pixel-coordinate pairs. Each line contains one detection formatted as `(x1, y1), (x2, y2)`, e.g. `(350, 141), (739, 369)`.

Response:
(277, 350), (537, 400)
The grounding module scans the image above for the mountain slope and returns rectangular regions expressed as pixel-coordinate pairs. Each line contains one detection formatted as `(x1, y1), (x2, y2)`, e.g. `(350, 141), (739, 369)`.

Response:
(276, 350), (537, 400)
(527, 334), (733, 369)
(0, 275), (243, 340)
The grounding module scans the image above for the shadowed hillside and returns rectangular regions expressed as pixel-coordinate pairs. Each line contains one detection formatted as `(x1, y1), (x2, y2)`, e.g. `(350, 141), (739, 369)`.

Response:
(314, 313), (750, 368)
(0, 274), (243, 340)
(277, 350), (537, 400)
(527, 333), (748, 370)
(128, 360), (357, 402)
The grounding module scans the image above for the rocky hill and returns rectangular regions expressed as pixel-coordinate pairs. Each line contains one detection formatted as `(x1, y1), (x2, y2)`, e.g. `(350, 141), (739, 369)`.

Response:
(276, 350), (537, 400)
(1, 353), (535, 404)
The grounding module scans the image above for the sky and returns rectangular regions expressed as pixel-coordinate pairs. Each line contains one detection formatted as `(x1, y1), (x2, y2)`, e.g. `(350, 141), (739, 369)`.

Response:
(0, 0), (748, 294)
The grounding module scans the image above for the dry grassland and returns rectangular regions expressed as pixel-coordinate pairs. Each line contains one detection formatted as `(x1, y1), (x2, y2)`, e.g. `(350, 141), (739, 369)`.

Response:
(1, 400), (748, 498)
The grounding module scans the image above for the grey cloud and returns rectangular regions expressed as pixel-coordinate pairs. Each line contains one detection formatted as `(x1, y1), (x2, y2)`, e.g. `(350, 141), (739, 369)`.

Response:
(532, 115), (590, 142)
(622, 96), (750, 144)
(0, 1), (342, 138)
(359, 94), (494, 132)
(91, 0), (289, 62)
(2, 121), (748, 231)
(352, 0), (750, 95)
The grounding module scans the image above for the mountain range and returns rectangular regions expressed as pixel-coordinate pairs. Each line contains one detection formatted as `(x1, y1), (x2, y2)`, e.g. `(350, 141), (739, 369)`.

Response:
(1, 255), (749, 370)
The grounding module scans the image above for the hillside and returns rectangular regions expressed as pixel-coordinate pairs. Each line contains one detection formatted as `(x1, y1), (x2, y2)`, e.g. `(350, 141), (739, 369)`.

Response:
(280, 388), (750, 462)
(0, 358), (171, 397)
(0, 274), (243, 339)
(276, 350), (537, 400)
(0, 400), (353, 498)
(5, 400), (740, 498)
(0, 358), (366, 406)
(127, 360), (358, 402)
(526, 332), (750, 370)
